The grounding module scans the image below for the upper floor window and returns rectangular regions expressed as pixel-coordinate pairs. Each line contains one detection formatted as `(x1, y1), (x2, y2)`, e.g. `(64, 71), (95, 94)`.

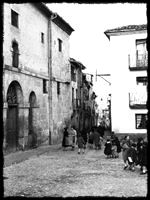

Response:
(136, 77), (148, 86)
(41, 32), (44, 43)
(43, 79), (48, 93)
(58, 38), (62, 52)
(136, 39), (147, 66)
(135, 114), (147, 129)
(71, 67), (76, 81)
(11, 9), (19, 28)
(12, 41), (19, 68)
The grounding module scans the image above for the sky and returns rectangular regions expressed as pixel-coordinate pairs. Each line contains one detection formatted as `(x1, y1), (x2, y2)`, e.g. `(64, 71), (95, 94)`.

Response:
(46, 3), (147, 108)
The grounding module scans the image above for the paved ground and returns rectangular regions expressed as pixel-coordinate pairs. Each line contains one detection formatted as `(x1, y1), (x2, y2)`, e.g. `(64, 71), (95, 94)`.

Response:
(3, 144), (147, 197)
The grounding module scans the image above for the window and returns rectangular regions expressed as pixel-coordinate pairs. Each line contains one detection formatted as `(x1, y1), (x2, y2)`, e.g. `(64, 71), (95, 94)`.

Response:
(12, 41), (19, 67)
(41, 32), (44, 43)
(136, 77), (148, 86)
(43, 79), (48, 93)
(136, 39), (147, 66)
(135, 114), (147, 129)
(11, 9), (18, 28)
(57, 82), (60, 95)
(71, 67), (76, 81)
(58, 39), (62, 52)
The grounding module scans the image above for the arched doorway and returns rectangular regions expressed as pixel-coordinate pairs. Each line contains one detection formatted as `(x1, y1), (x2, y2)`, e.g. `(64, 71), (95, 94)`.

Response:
(6, 81), (23, 152)
(28, 91), (37, 148)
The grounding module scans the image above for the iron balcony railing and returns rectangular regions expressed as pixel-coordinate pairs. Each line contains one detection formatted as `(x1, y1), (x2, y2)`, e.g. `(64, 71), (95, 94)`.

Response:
(128, 52), (148, 70)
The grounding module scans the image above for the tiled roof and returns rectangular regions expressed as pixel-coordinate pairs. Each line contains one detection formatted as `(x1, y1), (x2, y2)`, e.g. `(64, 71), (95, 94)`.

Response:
(70, 58), (86, 70)
(105, 24), (147, 34)
(39, 3), (74, 35)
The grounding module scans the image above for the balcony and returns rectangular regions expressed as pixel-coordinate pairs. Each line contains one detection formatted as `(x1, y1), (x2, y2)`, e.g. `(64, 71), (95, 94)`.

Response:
(129, 87), (147, 109)
(128, 52), (148, 71)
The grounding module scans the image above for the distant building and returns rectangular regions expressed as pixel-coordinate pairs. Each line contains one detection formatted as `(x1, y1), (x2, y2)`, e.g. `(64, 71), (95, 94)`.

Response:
(70, 58), (98, 132)
(70, 58), (85, 131)
(82, 73), (98, 131)
(104, 24), (147, 137)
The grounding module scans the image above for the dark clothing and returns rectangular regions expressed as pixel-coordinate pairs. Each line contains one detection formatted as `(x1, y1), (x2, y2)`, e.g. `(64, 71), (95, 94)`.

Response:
(97, 125), (105, 137)
(62, 128), (69, 147)
(88, 132), (94, 144)
(93, 131), (100, 148)
(139, 142), (147, 167)
(113, 137), (121, 153)
(104, 141), (112, 156)
(127, 147), (137, 164)
(81, 130), (87, 144)
(121, 138), (132, 162)
(77, 136), (85, 149)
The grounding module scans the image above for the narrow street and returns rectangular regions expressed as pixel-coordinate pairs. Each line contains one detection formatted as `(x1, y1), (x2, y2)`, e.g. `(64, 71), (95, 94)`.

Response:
(3, 144), (147, 197)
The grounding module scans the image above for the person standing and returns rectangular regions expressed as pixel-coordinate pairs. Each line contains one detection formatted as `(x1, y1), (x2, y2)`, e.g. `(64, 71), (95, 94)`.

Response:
(112, 136), (121, 157)
(139, 140), (147, 175)
(104, 139), (112, 158)
(121, 135), (132, 169)
(88, 127), (94, 149)
(93, 127), (100, 150)
(77, 132), (85, 154)
(62, 127), (69, 150)
(81, 129), (88, 150)
(71, 126), (77, 150)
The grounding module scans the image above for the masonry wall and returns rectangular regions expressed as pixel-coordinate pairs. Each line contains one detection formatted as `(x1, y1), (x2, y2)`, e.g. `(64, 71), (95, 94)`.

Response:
(50, 22), (72, 144)
(3, 3), (50, 149)
(109, 31), (147, 135)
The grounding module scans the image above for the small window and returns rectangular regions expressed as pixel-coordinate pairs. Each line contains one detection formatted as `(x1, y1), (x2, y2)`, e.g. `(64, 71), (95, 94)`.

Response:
(135, 114), (147, 129)
(57, 82), (60, 95)
(43, 79), (48, 93)
(41, 32), (44, 43)
(12, 41), (19, 67)
(11, 9), (18, 28)
(136, 77), (147, 86)
(71, 67), (76, 81)
(58, 39), (62, 52)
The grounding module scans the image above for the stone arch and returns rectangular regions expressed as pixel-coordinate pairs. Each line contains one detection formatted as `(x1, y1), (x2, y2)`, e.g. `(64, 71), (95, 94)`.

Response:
(6, 81), (23, 152)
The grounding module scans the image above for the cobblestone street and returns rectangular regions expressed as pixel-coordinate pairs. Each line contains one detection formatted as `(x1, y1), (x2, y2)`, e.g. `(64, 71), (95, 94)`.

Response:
(3, 144), (147, 197)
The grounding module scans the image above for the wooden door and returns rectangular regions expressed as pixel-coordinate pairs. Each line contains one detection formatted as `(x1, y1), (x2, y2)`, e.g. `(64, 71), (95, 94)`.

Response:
(6, 106), (18, 152)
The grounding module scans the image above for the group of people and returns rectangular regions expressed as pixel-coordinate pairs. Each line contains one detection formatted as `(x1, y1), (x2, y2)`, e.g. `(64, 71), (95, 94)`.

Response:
(104, 135), (121, 158)
(62, 126), (105, 154)
(62, 126), (147, 174)
(121, 135), (147, 174)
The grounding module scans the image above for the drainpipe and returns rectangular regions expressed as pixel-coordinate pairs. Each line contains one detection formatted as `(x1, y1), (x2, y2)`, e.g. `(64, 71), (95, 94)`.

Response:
(48, 13), (57, 145)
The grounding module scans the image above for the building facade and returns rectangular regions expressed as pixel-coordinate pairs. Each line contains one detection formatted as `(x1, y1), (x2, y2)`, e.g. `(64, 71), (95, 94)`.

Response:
(3, 3), (74, 152)
(70, 58), (85, 132)
(104, 24), (148, 137)
(50, 15), (74, 144)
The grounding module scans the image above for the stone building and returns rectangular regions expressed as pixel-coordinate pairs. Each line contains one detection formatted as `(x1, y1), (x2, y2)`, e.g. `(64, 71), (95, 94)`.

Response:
(70, 57), (98, 133)
(104, 24), (147, 138)
(82, 73), (98, 131)
(3, 3), (74, 152)
(50, 14), (74, 144)
(70, 58), (86, 131)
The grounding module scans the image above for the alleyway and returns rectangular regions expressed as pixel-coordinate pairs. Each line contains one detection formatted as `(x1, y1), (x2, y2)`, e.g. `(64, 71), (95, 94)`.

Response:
(3, 144), (147, 197)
